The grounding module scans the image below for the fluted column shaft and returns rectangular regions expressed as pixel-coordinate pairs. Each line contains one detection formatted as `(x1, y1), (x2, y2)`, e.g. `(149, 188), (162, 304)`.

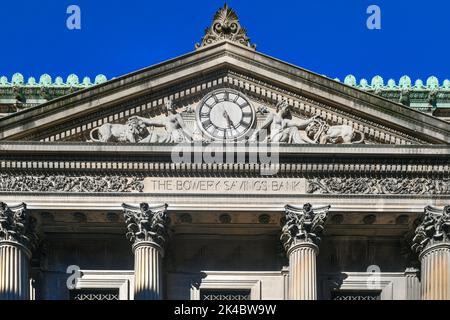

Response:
(0, 202), (35, 301)
(133, 242), (163, 300)
(404, 268), (421, 300)
(0, 241), (31, 300)
(288, 242), (318, 300)
(420, 243), (450, 300)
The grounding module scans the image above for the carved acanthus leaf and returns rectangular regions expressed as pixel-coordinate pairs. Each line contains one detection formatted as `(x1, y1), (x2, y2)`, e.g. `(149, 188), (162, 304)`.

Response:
(281, 204), (330, 250)
(122, 203), (170, 247)
(0, 202), (37, 250)
(412, 206), (450, 254)
(308, 177), (450, 195)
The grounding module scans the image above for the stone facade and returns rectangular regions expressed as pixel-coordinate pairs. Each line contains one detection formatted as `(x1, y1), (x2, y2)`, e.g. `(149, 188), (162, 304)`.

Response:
(0, 4), (450, 300)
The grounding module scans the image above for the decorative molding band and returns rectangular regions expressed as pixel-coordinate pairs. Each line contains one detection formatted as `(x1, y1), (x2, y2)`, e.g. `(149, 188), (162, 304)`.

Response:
(1, 174), (450, 195)
(1, 159), (449, 176)
(307, 177), (450, 195)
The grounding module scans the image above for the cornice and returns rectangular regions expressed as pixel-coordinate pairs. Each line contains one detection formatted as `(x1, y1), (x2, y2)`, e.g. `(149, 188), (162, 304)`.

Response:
(1, 141), (449, 156)
(0, 143), (449, 178)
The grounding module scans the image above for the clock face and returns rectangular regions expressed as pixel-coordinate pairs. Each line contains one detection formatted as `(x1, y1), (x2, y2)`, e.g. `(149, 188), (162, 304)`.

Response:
(196, 89), (256, 141)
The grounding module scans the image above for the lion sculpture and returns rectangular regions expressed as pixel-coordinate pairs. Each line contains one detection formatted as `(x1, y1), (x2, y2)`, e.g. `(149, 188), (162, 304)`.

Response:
(90, 118), (145, 143)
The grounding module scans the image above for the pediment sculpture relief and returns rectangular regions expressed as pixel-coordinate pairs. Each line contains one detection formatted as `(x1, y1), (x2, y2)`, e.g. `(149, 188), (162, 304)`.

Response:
(90, 100), (193, 143)
(250, 100), (365, 144)
(88, 90), (366, 145)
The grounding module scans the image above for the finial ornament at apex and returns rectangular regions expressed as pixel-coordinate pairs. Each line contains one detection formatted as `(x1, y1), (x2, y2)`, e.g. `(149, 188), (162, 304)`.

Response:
(196, 3), (256, 50)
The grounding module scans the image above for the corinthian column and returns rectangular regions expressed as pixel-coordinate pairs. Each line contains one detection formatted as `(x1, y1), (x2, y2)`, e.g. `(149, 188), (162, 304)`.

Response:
(0, 202), (37, 300)
(122, 203), (169, 300)
(412, 205), (450, 300)
(281, 204), (330, 300)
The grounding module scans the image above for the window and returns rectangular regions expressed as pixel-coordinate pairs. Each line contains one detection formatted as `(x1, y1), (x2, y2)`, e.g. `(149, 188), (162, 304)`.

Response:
(69, 270), (134, 300)
(190, 273), (264, 300)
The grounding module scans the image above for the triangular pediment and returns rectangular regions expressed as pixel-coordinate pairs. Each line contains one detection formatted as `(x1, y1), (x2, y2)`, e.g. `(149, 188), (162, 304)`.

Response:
(1, 41), (449, 145)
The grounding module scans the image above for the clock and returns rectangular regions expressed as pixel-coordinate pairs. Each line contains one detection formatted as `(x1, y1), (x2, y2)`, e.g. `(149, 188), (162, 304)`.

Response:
(196, 89), (256, 141)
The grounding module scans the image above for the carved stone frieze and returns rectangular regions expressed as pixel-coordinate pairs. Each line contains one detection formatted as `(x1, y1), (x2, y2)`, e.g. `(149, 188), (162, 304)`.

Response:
(412, 205), (450, 254)
(307, 177), (450, 195)
(0, 174), (144, 193)
(280, 204), (330, 250)
(122, 203), (170, 247)
(0, 202), (37, 250)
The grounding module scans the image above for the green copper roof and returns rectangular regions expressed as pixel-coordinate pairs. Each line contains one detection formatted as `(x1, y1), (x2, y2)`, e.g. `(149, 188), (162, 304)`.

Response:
(340, 75), (450, 91)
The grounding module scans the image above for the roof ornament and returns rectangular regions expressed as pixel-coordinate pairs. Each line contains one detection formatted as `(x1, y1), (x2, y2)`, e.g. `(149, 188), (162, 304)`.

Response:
(196, 3), (256, 50)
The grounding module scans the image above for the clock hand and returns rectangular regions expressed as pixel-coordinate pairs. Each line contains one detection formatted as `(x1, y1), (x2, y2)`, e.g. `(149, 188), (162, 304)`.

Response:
(223, 109), (237, 129)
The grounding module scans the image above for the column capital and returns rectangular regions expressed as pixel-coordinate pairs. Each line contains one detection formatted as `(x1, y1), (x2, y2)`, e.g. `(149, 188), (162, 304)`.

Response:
(0, 202), (37, 254)
(281, 203), (330, 252)
(412, 205), (450, 255)
(122, 203), (170, 250)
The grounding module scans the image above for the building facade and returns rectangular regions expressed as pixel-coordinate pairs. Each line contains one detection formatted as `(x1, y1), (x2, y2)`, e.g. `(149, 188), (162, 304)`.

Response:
(1, 5), (450, 301)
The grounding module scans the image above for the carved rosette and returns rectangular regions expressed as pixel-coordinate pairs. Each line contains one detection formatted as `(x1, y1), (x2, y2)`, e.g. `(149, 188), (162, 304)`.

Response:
(196, 4), (255, 50)
(122, 203), (170, 250)
(281, 204), (330, 252)
(0, 202), (37, 253)
(412, 205), (450, 254)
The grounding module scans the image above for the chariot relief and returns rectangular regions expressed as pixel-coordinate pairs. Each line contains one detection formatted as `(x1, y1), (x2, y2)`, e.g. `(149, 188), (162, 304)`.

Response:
(88, 90), (366, 145)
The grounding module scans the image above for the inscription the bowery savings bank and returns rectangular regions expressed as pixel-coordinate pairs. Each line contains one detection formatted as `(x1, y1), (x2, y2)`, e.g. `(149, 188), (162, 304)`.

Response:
(146, 178), (307, 194)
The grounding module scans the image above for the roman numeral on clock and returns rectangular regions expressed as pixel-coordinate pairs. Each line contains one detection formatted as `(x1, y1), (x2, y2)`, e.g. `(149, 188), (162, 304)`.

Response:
(202, 120), (212, 129)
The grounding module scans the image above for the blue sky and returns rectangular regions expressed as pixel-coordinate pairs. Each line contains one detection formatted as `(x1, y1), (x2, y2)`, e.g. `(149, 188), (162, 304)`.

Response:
(1, 0), (449, 83)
